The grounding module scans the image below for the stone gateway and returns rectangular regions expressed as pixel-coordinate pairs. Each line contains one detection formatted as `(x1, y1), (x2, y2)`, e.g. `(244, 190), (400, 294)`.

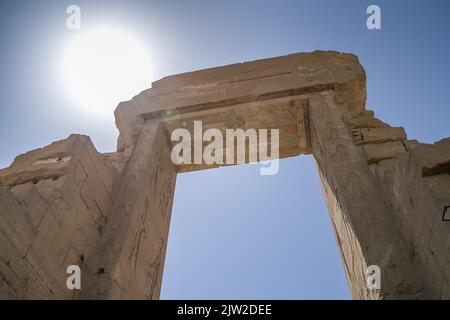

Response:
(0, 51), (449, 299)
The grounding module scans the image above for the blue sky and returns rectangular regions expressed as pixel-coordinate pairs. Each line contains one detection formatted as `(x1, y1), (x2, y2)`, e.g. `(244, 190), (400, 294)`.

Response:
(0, 0), (449, 299)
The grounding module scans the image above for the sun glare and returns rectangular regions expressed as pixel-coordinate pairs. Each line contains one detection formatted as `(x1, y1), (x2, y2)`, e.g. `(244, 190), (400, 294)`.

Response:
(62, 27), (152, 115)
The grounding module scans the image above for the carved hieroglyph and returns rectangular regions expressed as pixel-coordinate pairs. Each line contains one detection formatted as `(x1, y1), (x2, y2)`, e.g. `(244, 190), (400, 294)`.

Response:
(1, 51), (449, 299)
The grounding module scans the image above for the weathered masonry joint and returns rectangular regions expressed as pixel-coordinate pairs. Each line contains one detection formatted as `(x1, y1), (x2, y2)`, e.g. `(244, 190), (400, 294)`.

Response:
(1, 51), (449, 299)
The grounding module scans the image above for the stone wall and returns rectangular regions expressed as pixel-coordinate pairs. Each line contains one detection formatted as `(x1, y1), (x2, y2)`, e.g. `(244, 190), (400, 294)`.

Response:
(310, 92), (422, 299)
(0, 135), (118, 298)
(313, 95), (450, 299)
(0, 126), (177, 299)
(82, 123), (176, 299)
(358, 130), (450, 298)
(0, 51), (449, 299)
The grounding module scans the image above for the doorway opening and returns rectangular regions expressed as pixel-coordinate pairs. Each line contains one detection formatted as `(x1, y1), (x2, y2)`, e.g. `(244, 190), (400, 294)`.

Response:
(161, 155), (350, 299)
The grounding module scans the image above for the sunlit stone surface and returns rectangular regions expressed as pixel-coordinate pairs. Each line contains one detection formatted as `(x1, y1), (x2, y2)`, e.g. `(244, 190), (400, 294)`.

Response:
(1, 51), (449, 299)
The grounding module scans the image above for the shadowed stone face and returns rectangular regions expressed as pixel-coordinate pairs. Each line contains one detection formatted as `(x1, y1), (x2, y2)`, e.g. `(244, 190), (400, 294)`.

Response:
(0, 51), (449, 300)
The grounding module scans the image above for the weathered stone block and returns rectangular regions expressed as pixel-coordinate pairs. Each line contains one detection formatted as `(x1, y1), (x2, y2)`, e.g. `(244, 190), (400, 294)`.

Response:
(355, 127), (406, 145)
(413, 138), (450, 177)
(362, 141), (407, 164)
(342, 110), (389, 129)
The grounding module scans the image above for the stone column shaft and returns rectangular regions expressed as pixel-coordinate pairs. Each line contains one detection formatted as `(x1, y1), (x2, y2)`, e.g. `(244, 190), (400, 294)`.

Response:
(309, 92), (421, 299)
(84, 122), (176, 299)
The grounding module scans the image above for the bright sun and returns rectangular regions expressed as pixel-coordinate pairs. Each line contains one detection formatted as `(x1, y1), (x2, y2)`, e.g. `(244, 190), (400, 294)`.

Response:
(62, 27), (152, 115)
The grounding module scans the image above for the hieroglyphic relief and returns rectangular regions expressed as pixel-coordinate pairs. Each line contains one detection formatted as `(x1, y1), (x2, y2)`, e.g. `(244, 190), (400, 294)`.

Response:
(149, 141), (164, 199)
(119, 175), (138, 194)
(128, 199), (148, 270)
(146, 132), (176, 220)
(83, 124), (177, 299)
(332, 144), (351, 163)
(83, 127), (161, 298)
(159, 169), (175, 220)
(325, 121), (341, 140)
(356, 206), (374, 227)
(342, 172), (365, 201)
(310, 95), (394, 298)
(317, 101), (330, 118)
(5, 51), (448, 300)
(145, 237), (164, 300)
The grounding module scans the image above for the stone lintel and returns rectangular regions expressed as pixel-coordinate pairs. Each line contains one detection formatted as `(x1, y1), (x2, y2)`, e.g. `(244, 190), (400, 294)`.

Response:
(114, 51), (367, 156)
